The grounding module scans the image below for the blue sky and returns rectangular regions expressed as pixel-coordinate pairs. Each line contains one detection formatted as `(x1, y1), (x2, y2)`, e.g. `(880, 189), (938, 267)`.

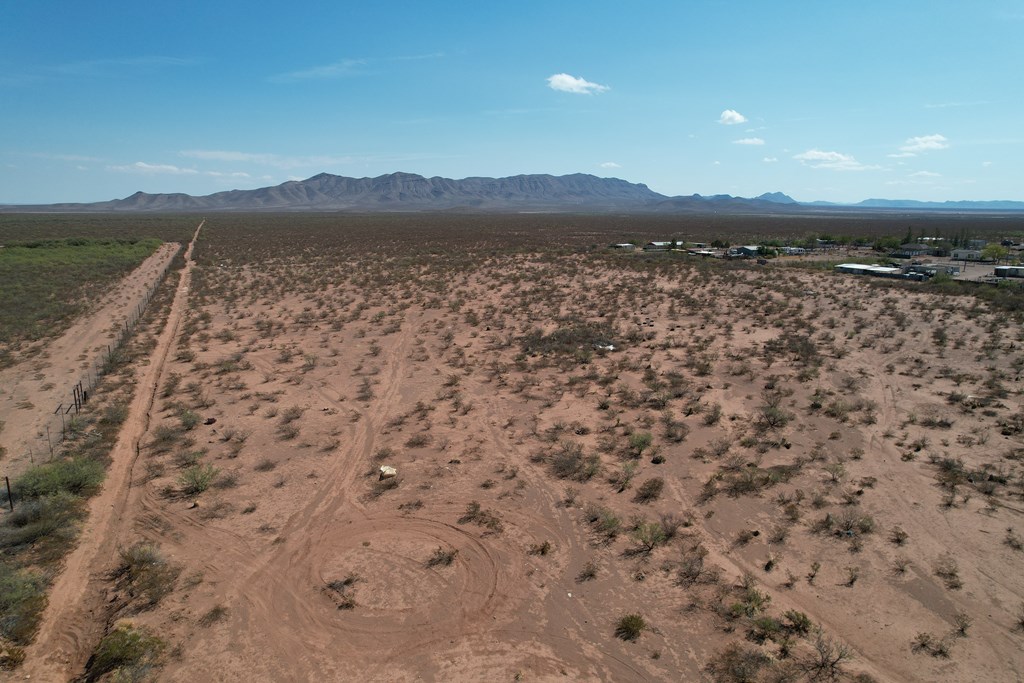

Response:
(3, 1), (1022, 204)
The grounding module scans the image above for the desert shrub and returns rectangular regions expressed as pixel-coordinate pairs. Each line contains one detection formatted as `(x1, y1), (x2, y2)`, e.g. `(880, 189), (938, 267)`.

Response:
(807, 628), (852, 679)
(254, 458), (276, 472)
(458, 501), (503, 532)
(749, 616), (783, 644)
(727, 579), (771, 619)
(520, 320), (617, 357)
(633, 477), (665, 504)
(705, 643), (770, 682)
(179, 409), (200, 431)
(1014, 603), (1024, 632)
(584, 504), (621, 540)
(703, 403), (723, 426)
(954, 610), (972, 636)
(13, 457), (105, 500)
(998, 409), (1024, 436)
(198, 605), (228, 627)
(280, 406), (305, 424)
(528, 540), (552, 556)
(934, 554), (962, 589)
(758, 392), (792, 430)
(405, 433), (432, 448)
(276, 423), (300, 441)
(101, 402), (129, 425)
(372, 446), (395, 462)
(115, 543), (180, 609)
(1006, 528), (1024, 551)
(426, 546), (458, 568)
(576, 561), (598, 582)
(85, 623), (165, 682)
(662, 415), (689, 443)
(0, 564), (47, 645)
(549, 441), (600, 482)
(614, 613), (647, 641)
(628, 432), (653, 457)
(783, 609), (812, 635)
(213, 471), (239, 489)
(370, 476), (399, 498)
(0, 491), (82, 558)
(632, 521), (668, 553)
(148, 425), (180, 452)
(178, 463), (218, 495)
(677, 543), (713, 586)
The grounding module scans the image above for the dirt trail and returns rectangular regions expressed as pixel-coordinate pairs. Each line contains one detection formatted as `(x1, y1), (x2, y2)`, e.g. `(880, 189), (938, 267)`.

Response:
(0, 240), (180, 469)
(19, 221), (203, 681)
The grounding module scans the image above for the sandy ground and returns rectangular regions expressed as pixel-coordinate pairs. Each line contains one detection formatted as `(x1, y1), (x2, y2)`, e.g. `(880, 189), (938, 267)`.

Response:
(0, 240), (180, 468)
(12, 239), (1024, 681)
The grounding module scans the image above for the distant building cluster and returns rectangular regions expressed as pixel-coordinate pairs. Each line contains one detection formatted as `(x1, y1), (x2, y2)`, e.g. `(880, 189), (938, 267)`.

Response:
(606, 234), (1024, 284)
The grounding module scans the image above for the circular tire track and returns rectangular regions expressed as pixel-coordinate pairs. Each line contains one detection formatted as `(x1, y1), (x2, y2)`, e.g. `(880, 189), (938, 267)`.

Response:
(306, 516), (500, 634)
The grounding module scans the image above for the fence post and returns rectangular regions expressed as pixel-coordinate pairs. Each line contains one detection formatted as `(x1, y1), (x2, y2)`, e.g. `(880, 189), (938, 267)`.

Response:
(5, 477), (12, 511)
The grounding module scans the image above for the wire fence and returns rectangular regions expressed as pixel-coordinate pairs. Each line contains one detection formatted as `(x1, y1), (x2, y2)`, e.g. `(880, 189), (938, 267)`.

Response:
(18, 245), (182, 467)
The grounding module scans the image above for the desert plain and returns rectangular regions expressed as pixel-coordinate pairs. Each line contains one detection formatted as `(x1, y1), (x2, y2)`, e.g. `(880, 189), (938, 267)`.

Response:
(1, 213), (1023, 682)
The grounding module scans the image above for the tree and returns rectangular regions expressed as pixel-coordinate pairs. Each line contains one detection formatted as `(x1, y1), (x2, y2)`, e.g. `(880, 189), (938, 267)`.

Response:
(982, 243), (1009, 263)
(632, 521), (668, 552)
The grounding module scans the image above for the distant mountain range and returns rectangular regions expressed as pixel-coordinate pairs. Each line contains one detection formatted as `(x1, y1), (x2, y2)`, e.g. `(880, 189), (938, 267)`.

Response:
(3, 172), (1024, 213)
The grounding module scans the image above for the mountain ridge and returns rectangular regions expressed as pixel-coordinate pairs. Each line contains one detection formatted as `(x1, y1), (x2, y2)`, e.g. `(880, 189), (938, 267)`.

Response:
(2, 172), (1022, 213)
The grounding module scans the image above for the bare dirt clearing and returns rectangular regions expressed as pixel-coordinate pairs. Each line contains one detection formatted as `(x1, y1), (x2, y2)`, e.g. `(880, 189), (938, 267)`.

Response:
(8, 214), (1024, 682)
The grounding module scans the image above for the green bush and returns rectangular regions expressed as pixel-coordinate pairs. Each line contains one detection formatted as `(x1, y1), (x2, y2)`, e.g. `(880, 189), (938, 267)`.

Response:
(179, 409), (200, 431)
(0, 564), (47, 645)
(12, 457), (105, 500)
(86, 623), (165, 682)
(550, 441), (601, 482)
(0, 492), (83, 558)
(115, 543), (180, 608)
(615, 613), (647, 641)
(628, 432), (653, 456)
(178, 463), (218, 495)
(633, 477), (665, 504)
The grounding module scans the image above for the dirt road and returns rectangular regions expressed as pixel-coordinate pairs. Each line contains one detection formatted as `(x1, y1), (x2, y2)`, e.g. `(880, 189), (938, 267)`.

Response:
(19, 221), (202, 681)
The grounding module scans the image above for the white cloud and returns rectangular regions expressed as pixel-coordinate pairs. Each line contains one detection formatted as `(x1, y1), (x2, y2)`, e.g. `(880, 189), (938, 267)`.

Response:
(982, 161), (993, 167)
(599, 161), (621, 168)
(886, 152), (916, 158)
(793, 149), (879, 171)
(899, 134), (949, 154)
(718, 109), (747, 125)
(910, 170), (941, 178)
(732, 137), (765, 145)
(762, 157), (778, 163)
(546, 73), (609, 94)
(110, 162), (199, 175)
(270, 58), (365, 82)
(108, 161), (250, 178)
